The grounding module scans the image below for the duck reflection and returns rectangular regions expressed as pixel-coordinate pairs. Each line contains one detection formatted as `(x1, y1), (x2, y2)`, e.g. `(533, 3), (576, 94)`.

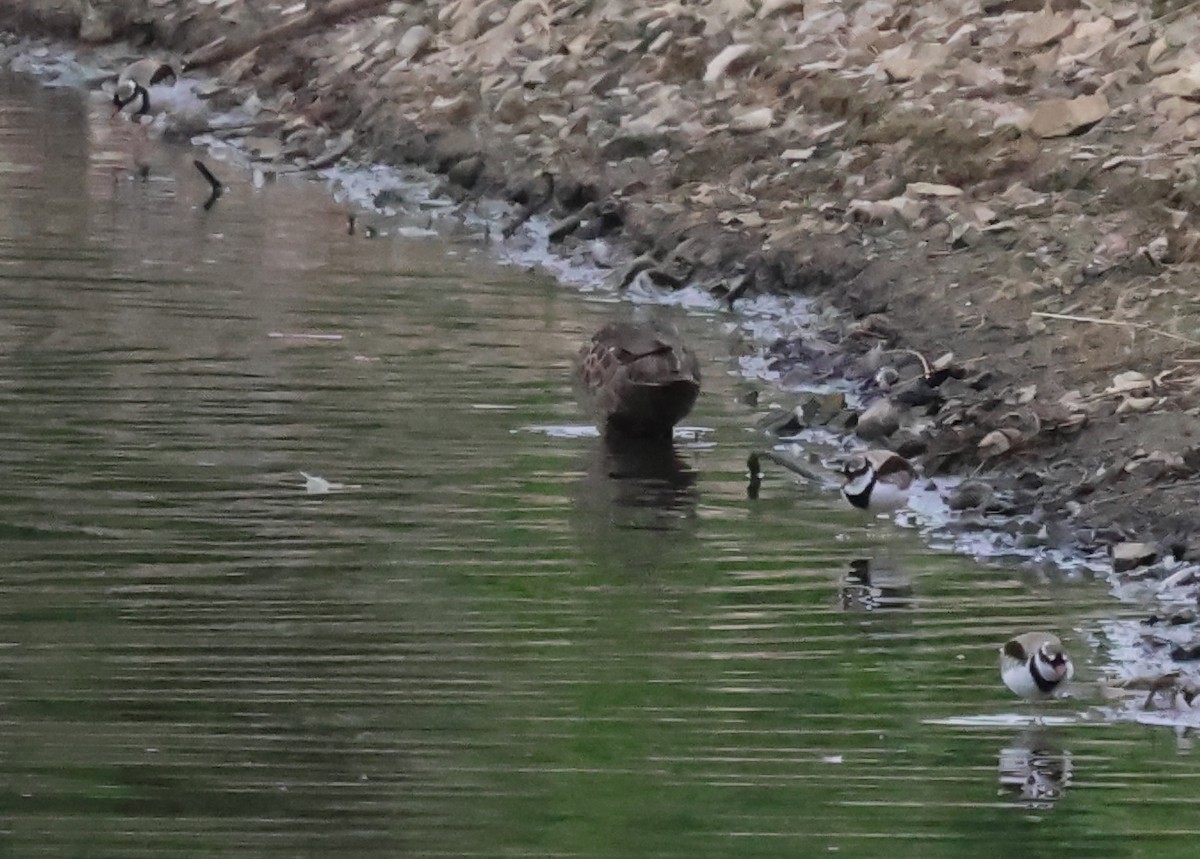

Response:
(575, 434), (699, 531)
(997, 728), (1073, 809)
(837, 558), (914, 612)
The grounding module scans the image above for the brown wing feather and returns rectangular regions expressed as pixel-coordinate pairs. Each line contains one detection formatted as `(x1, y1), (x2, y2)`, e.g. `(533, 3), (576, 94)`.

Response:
(598, 322), (671, 361)
(865, 450), (916, 489)
(122, 58), (177, 88)
(1002, 639), (1027, 661)
(148, 63), (177, 86)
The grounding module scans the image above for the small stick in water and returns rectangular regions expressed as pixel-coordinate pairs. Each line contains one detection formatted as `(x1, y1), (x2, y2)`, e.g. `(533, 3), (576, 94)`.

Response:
(347, 213), (379, 238)
(747, 452), (763, 500)
(193, 158), (224, 210)
(749, 450), (827, 484)
(746, 450), (832, 499)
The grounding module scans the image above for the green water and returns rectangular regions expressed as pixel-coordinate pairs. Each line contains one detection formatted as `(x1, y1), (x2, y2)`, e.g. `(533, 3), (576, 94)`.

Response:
(0, 69), (1195, 858)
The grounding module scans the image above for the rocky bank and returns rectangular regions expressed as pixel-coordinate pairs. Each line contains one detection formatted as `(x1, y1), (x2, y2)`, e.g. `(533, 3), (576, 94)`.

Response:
(6, 0), (1200, 587)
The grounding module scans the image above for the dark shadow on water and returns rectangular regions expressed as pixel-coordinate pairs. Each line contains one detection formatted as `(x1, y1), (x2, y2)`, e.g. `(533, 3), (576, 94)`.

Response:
(575, 434), (699, 531)
(570, 434), (701, 577)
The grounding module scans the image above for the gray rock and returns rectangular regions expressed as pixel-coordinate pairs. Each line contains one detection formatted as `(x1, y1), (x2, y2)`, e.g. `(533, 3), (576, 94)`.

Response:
(793, 392), (847, 428)
(396, 25), (433, 62)
(618, 255), (657, 289)
(1111, 541), (1159, 573)
(447, 155), (484, 189)
(548, 211), (586, 243)
(600, 132), (671, 161)
(493, 88), (528, 124)
(855, 398), (901, 441)
(890, 430), (928, 459)
(892, 376), (942, 408)
(947, 480), (994, 511)
(874, 366), (900, 389)
(762, 392), (848, 436)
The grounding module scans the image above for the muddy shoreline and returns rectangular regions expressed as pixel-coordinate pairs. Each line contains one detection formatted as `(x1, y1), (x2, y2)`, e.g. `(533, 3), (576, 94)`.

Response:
(5, 1), (1200, 584)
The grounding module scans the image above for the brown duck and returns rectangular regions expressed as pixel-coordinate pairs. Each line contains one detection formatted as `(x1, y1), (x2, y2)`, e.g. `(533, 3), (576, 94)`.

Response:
(576, 321), (701, 439)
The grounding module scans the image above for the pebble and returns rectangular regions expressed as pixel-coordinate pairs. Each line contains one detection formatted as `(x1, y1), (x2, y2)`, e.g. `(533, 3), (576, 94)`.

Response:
(447, 155), (485, 189)
(854, 398), (901, 441)
(395, 25), (432, 62)
(946, 480), (994, 511)
(1111, 541), (1160, 573)
(730, 106), (774, 133)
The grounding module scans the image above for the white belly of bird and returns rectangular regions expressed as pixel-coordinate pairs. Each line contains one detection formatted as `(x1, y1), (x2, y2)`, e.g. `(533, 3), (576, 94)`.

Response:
(1002, 662), (1056, 699)
(866, 480), (909, 512)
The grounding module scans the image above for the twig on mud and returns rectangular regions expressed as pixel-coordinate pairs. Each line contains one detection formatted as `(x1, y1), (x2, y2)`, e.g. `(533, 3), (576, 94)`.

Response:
(182, 0), (392, 71)
(204, 120), (284, 138)
(193, 159), (223, 210)
(887, 348), (931, 377)
(272, 132), (356, 174)
(502, 172), (555, 239)
(1087, 486), (1153, 507)
(1032, 311), (1200, 348)
(1153, 2), (1200, 28)
(1091, 477), (1200, 509)
(1158, 478), (1200, 492)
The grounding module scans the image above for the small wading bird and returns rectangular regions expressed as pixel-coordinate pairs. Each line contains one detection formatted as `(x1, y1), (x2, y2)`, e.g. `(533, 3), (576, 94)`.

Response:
(744, 448), (917, 513)
(839, 449), (917, 513)
(576, 320), (700, 440)
(108, 60), (223, 182)
(1000, 632), (1074, 700)
(112, 59), (177, 118)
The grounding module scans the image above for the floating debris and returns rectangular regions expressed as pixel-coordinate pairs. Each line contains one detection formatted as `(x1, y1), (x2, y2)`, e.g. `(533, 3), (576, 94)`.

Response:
(267, 332), (344, 341)
(193, 158), (223, 209)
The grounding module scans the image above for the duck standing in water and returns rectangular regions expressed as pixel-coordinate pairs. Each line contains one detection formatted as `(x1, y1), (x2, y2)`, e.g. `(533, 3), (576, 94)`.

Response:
(576, 320), (701, 440)
(1000, 632), (1074, 700)
(839, 449), (916, 513)
(112, 59), (177, 118)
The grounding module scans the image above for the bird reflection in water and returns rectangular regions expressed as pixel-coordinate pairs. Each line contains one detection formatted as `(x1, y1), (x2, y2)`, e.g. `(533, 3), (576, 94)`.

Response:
(837, 558), (914, 612)
(997, 729), (1073, 809)
(576, 434), (699, 531)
